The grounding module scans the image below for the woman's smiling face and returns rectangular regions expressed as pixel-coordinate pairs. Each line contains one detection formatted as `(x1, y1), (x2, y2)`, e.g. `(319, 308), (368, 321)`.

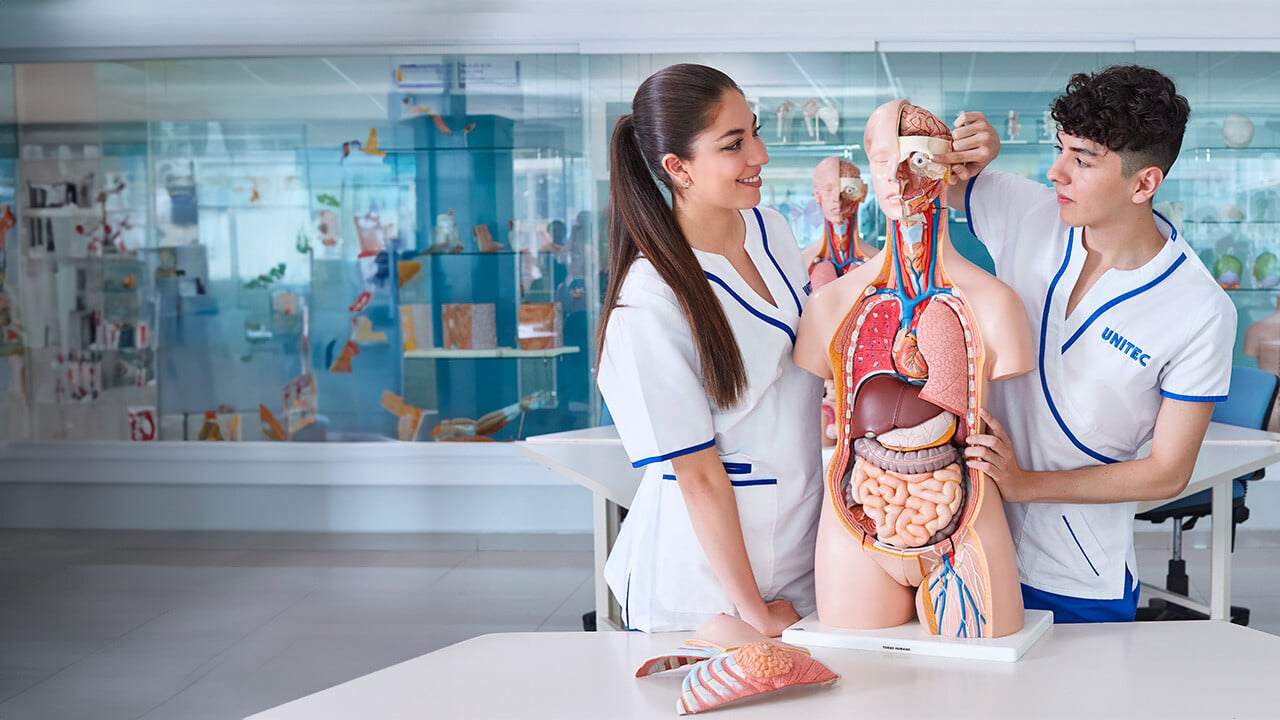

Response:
(674, 90), (769, 210)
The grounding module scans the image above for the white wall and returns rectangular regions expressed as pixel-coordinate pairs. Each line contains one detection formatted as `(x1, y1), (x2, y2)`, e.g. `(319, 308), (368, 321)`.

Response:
(0, 442), (594, 533)
(3, 1), (1280, 60)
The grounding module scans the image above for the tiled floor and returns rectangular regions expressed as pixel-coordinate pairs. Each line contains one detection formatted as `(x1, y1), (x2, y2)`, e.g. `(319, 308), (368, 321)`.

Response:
(0, 527), (1277, 720)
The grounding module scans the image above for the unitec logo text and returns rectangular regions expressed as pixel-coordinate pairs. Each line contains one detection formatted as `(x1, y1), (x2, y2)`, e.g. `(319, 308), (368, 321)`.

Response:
(1101, 326), (1150, 367)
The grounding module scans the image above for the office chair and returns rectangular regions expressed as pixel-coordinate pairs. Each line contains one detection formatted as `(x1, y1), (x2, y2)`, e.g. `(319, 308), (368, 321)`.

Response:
(1134, 366), (1279, 626)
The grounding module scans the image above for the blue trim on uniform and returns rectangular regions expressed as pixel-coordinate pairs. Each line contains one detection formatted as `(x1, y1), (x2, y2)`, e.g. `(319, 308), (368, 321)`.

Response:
(1059, 253), (1187, 354)
(1021, 568), (1140, 623)
(1161, 389), (1229, 402)
(964, 172), (980, 238)
(1062, 515), (1101, 576)
(663, 474), (777, 487)
(754, 207), (803, 316)
(624, 574), (631, 631)
(705, 271), (797, 344)
(1038, 229), (1119, 465)
(631, 438), (716, 468)
(1153, 209), (1179, 242)
(722, 462), (752, 475)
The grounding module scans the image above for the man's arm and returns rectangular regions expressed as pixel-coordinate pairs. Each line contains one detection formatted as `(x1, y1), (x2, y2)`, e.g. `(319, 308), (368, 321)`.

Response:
(938, 111), (1001, 211)
(965, 398), (1216, 504)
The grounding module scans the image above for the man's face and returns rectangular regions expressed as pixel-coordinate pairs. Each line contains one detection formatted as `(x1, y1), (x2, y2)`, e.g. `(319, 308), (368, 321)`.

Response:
(1045, 130), (1129, 228)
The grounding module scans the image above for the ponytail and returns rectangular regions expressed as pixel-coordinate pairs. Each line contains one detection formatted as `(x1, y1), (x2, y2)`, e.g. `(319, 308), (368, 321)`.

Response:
(597, 112), (748, 410)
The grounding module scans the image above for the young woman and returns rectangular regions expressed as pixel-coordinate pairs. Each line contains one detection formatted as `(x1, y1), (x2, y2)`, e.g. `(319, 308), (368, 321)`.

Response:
(596, 64), (823, 635)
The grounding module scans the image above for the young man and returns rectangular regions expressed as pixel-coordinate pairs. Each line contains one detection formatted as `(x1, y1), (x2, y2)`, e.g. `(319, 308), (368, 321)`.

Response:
(938, 66), (1236, 622)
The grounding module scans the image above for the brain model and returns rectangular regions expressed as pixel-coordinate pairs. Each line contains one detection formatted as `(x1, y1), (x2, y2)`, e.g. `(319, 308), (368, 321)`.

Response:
(1214, 255), (1243, 290)
(1255, 251), (1280, 289)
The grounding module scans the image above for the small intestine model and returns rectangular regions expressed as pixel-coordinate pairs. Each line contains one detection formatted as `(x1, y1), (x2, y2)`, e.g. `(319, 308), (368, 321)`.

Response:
(793, 100), (1035, 639)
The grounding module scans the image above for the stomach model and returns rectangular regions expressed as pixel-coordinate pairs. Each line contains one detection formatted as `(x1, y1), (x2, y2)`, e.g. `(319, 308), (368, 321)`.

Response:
(827, 201), (997, 638)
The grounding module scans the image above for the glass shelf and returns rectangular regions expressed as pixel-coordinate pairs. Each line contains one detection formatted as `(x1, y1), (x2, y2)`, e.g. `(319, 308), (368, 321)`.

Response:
(405, 346), (581, 360)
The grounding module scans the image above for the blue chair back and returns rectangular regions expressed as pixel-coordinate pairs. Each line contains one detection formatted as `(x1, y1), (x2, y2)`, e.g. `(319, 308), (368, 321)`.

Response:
(1212, 366), (1279, 430)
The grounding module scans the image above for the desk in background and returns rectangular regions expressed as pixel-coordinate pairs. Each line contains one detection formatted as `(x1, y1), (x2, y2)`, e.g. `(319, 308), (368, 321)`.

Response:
(246, 621), (1280, 719)
(516, 426), (640, 629)
(1134, 421), (1280, 620)
(518, 422), (1280, 626)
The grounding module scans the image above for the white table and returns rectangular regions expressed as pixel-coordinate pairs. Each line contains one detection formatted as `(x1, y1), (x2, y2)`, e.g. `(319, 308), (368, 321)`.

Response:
(1134, 421), (1280, 620)
(246, 621), (1280, 719)
(516, 426), (641, 629)
(519, 422), (1280, 626)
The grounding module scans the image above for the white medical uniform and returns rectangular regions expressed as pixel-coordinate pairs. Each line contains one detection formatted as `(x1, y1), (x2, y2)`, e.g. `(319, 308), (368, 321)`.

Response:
(965, 170), (1236, 600)
(597, 207), (823, 632)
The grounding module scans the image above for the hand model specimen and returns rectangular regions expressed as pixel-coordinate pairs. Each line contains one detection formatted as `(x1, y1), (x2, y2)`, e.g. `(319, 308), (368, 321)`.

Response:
(431, 390), (551, 441)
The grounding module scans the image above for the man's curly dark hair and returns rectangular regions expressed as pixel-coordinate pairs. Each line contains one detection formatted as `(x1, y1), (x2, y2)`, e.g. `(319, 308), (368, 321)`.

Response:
(1050, 65), (1190, 177)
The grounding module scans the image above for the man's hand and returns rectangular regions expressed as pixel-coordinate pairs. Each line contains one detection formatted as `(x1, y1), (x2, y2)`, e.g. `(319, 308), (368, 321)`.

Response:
(940, 111), (1001, 185)
(964, 409), (1030, 502)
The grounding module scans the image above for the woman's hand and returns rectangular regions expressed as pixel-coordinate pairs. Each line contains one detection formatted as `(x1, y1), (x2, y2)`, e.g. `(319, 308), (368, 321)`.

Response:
(743, 598), (800, 638)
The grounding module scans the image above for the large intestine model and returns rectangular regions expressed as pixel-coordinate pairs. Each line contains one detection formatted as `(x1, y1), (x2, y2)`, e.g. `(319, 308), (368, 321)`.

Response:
(794, 100), (1034, 639)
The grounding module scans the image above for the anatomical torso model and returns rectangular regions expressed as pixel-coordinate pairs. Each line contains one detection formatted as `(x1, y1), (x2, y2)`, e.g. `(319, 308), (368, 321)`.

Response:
(802, 156), (879, 447)
(1243, 298), (1280, 431)
(802, 156), (877, 293)
(794, 100), (1034, 638)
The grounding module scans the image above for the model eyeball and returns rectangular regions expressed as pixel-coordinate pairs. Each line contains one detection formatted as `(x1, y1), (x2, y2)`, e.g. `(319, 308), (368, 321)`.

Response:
(907, 152), (948, 181)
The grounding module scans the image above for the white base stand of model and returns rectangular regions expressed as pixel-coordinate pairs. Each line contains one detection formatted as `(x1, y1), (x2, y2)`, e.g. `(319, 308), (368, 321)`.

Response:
(782, 609), (1053, 662)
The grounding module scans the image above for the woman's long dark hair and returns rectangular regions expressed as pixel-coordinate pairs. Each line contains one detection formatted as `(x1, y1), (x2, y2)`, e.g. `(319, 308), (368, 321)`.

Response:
(597, 64), (748, 409)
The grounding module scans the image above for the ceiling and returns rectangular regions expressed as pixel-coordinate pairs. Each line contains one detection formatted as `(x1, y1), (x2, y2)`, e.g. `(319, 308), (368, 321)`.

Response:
(4, 51), (1280, 154)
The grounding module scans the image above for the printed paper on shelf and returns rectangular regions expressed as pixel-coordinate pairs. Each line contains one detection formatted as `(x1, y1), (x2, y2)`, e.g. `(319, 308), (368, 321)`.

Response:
(400, 304), (435, 351)
(129, 405), (157, 441)
(441, 303), (496, 350)
(517, 302), (562, 350)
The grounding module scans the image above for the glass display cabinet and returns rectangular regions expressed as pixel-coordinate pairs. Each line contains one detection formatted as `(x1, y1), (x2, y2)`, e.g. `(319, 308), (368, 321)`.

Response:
(2, 55), (596, 443)
(12, 123), (156, 441)
(0, 92), (19, 442)
(4, 51), (1280, 445)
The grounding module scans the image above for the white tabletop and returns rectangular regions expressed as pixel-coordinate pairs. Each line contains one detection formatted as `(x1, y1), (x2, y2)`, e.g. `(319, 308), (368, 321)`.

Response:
(515, 425), (640, 506)
(1137, 421), (1280, 512)
(246, 621), (1280, 720)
